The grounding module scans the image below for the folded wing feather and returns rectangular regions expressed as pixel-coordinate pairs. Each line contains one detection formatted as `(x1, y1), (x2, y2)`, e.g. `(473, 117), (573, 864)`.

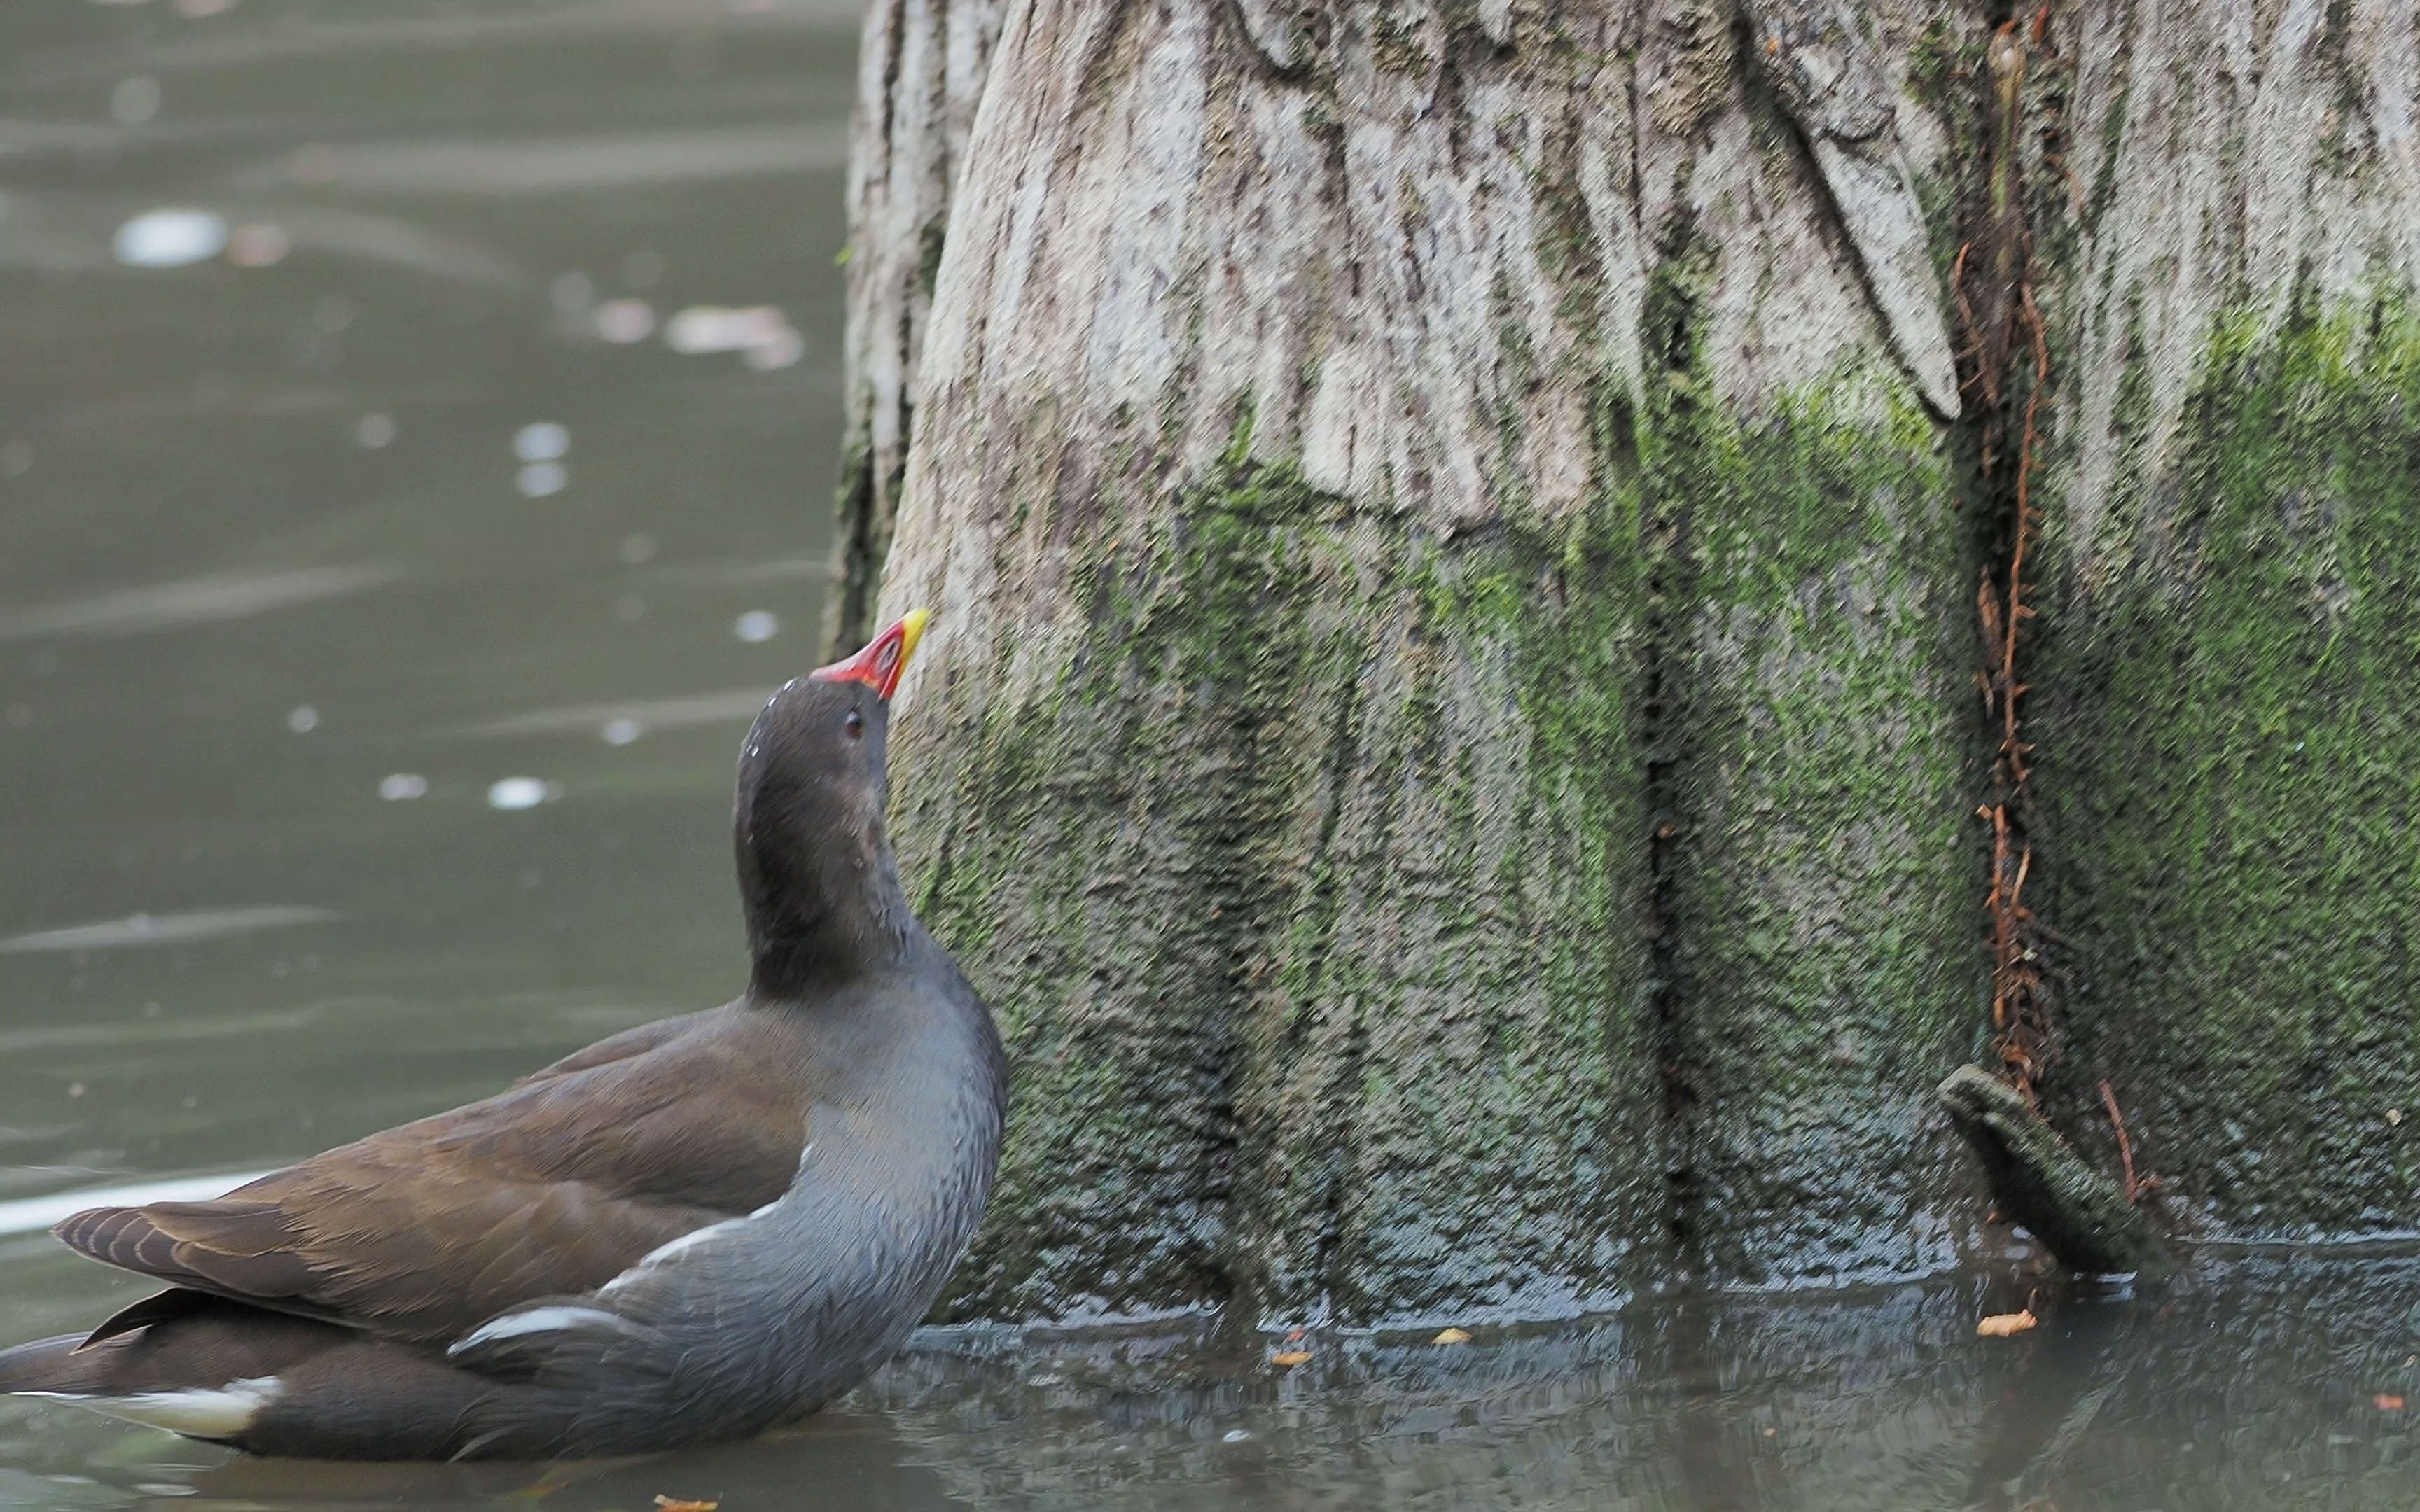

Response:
(54, 1004), (805, 1350)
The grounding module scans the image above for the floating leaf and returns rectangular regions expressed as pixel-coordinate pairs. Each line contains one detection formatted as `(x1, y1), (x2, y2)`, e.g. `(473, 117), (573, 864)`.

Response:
(655, 1497), (719, 1511)
(1976, 1310), (2038, 1338)
(2377, 1394), (2407, 1412)
(1270, 1350), (1312, 1368)
(1432, 1327), (1473, 1345)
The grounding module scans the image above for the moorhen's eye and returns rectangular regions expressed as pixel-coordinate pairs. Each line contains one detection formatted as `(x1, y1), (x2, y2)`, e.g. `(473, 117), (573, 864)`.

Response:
(844, 708), (865, 740)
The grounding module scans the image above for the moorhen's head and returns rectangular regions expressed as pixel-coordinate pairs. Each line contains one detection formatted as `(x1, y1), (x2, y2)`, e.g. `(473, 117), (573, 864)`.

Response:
(734, 608), (928, 995)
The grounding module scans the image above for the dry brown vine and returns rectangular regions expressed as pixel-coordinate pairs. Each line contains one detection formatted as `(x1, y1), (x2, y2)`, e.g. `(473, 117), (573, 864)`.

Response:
(1956, 6), (2057, 1101)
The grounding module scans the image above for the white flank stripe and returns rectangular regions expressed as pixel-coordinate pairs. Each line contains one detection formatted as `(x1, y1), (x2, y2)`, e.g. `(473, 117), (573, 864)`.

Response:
(633, 1217), (744, 1268)
(453, 1305), (618, 1352)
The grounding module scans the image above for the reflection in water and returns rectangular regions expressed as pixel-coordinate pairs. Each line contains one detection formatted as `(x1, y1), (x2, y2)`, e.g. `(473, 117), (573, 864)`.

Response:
(1963, 1292), (2137, 1511)
(0, 567), (401, 642)
(847, 1261), (2420, 1512)
(0, 1172), (274, 1240)
(227, 125), (850, 196)
(452, 689), (770, 740)
(0, 908), (338, 955)
(167, 1410), (968, 1512)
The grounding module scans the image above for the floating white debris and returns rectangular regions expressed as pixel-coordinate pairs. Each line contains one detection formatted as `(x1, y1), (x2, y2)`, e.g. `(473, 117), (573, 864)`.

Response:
(377, 773), (428, 801)
(110, 76), (161, 127)
(113, 208), (227, 269)
(665, 304), (798, 363)
(601, 718), (641, 746)
(286, 704), (319, 733)
(742, 326), (805, 370)
(353, 412), (396, 449)
(486, 776), (555, 811)
(0, 906), (336, 954)
(1222, 1429), (1253, 1444)
(516, 461), (566, 498)
(734, 609), (779, 643)
(228, 221), (291, 267)
(513, 422), (569, 462)
(593, 298), (655, 343)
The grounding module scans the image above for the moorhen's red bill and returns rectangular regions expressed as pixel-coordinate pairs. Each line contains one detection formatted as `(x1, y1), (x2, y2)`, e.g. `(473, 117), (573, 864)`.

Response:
(0, 610), (1008, 1460)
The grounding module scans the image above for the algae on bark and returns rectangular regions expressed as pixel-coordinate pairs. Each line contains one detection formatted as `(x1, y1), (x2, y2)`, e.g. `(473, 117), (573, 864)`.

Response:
(2019, 0), (2420, 1238)
(897, 440), (1666, 1323)
(2031, 305), (2420, 1236)
(1649, 363), (1980, 1288)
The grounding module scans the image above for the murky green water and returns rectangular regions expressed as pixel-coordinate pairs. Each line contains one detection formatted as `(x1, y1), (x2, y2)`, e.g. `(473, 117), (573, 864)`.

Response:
(2, 5), (2416, 1509)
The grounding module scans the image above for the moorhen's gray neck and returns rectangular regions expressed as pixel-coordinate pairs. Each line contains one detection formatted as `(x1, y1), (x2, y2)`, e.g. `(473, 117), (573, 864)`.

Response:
(730, 681), (913, 999)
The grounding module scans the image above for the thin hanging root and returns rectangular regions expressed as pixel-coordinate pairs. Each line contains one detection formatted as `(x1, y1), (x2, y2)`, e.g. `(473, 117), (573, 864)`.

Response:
(1960, 4), (2059, 1104)
(2098, 1079), (2157, 1202)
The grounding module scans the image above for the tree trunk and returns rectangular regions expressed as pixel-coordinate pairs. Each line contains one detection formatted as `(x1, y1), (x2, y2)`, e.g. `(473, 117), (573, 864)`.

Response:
(843, 0), (2420, 1325)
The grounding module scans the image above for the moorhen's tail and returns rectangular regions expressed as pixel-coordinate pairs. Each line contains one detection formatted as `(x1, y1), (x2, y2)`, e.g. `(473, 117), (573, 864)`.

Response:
(0, 1331), (92, 1394)
(0, 1322), (297, 1443)
(0, 1298), (511, 1457)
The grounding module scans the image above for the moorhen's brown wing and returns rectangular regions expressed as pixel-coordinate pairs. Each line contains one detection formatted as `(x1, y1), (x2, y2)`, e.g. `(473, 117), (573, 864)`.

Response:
(54, 1004), (807, 1349)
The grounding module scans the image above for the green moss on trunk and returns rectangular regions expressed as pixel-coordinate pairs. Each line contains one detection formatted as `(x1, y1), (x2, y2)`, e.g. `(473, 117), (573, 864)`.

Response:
(1642, 299), (1984, 1285)
(898, 442), (1664, 1323)
(892, 333), (1983, 1320)
(2031, 298), (2420, 1236)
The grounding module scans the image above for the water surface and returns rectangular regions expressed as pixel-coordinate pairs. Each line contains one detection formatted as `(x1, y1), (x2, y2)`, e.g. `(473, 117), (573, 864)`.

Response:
(3, 5), (2416, 1510)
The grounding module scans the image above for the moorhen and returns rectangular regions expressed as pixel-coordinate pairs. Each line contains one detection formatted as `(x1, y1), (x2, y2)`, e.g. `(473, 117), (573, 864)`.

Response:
(0, 610), (1007, 1460)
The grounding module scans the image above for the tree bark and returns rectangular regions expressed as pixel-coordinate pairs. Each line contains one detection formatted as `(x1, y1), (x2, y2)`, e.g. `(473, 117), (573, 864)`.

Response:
(841, 0), (2420, 1324)
(827, 0), (1006, 652)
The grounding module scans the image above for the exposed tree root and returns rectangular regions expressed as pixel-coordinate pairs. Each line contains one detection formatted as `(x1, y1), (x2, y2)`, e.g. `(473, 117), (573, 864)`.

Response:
(1939, 1066), (2166, 1278)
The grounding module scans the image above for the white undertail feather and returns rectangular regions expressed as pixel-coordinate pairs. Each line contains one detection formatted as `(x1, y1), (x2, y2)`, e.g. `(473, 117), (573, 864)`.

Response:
(25, 1376), (281, 1437)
